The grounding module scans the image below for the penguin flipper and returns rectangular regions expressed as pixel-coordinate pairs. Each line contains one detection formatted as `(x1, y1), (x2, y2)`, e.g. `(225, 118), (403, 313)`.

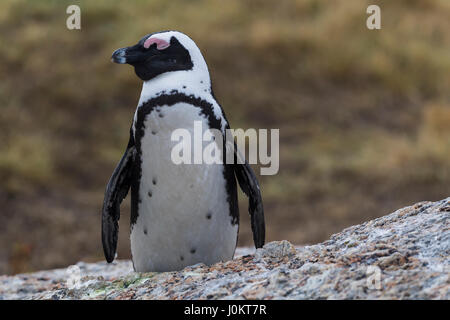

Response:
(234, 147), (265, 249)
(102, 134), (135, 263)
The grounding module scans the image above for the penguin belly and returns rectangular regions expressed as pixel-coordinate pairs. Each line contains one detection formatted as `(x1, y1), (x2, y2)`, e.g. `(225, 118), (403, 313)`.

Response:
(130, 102), (238, 272)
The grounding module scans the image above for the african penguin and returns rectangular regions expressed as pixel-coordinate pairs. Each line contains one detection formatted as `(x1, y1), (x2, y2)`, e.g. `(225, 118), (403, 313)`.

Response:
(102, 31), (265, 272)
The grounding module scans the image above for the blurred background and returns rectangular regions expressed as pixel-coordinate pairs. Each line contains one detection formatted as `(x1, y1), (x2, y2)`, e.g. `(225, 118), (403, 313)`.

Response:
(1, 0), (449, 275)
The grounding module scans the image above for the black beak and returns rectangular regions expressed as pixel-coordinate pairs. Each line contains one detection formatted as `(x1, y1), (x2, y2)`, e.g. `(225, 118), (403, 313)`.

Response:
(111, 47), (128, 64)
(111, 44), (149, 65)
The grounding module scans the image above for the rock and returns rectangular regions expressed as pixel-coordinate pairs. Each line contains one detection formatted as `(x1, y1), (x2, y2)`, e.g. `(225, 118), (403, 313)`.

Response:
(0, 198), (448, 299)
(255, 240), (297, 260)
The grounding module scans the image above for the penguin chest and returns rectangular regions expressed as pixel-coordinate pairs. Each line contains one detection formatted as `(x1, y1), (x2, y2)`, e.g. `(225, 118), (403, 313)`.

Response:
(130, 102), (238, 272)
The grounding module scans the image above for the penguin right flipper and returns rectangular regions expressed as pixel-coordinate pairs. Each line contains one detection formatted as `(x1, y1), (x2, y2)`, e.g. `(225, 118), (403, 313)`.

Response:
(233, 146), (265, 249)
(102, 132), (135, 263)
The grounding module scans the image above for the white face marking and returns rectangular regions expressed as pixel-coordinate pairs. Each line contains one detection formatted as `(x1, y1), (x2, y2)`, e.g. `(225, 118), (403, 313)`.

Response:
(130, 103), (238, 272)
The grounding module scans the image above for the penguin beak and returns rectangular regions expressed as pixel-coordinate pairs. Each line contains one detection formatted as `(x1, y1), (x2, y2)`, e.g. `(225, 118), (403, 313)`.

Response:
(111, 44), (148, 65)
(111, 47), (128, 64)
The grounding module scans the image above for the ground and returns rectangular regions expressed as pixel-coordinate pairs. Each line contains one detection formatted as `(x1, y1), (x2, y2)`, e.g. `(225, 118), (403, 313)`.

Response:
(1, 198), (448, 299)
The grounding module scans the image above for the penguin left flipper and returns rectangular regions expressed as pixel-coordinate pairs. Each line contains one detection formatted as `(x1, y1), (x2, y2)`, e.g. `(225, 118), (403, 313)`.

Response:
(102, 132), (135, 263)
(234, 147), (265, 249)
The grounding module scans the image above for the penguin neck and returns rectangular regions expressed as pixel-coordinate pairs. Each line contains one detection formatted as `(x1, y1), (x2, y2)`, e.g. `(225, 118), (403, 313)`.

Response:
(137, 54), (212, 107)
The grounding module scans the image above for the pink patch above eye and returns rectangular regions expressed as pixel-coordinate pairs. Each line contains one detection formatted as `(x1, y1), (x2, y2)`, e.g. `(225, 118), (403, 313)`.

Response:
(143, 37), (170, 50)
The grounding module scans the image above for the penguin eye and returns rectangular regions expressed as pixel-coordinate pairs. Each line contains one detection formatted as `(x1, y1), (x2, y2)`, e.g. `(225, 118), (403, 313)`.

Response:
(143, 37), (170, 50)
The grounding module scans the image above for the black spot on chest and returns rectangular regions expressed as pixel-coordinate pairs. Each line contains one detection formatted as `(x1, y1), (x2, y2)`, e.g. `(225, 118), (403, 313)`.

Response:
(130, 92), (239, 228)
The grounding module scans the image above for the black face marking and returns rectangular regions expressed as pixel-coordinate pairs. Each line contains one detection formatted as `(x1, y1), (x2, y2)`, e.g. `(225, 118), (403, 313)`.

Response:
(112, 35), (194, 81)
(130, 92), (239, 228)
(190, 248), (196, 254)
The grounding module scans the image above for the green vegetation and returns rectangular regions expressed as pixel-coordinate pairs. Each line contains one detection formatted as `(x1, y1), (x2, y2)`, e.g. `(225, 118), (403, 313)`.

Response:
(0, 0), (449, 274)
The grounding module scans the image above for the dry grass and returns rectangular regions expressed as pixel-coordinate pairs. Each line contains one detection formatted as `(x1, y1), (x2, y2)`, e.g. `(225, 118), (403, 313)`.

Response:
(0, 0), (449, 274)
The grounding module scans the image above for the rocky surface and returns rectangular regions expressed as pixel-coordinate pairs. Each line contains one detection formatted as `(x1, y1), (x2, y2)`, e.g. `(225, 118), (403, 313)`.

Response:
(1, 198), (449, 300)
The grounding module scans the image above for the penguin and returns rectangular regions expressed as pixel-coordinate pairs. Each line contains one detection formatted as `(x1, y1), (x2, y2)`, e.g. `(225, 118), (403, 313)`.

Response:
(102, 31), (265, 272)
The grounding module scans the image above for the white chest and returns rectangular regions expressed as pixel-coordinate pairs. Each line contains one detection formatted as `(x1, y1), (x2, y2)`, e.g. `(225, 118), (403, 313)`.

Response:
(130, 102), (238, 272)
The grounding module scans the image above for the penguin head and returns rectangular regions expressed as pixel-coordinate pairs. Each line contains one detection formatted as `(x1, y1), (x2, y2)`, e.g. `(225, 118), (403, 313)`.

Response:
(112, 31), (209, 82)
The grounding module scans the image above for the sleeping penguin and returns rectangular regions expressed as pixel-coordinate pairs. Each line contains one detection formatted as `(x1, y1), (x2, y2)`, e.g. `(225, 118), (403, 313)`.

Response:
(102, 31), (265, 272)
